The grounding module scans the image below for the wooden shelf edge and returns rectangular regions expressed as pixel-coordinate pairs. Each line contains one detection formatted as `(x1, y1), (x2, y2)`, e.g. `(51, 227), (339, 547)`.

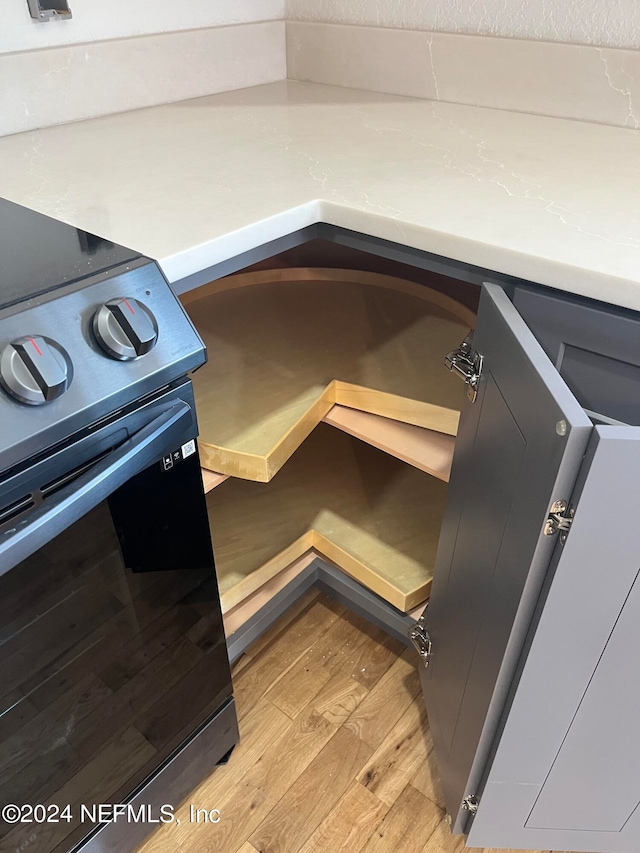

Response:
(323, 405), (455, 482)
(333, 382), (459, 437)
(222, 551), (319, 638)
(222, 547), (431, 639)
(199, 383), (458, 484)
(202, 469), (229, 494)
(311, 530), (431, 613)
(408, 603), (428, 622)
(218, 519), (433, 621)
(219, 532), (315, 614)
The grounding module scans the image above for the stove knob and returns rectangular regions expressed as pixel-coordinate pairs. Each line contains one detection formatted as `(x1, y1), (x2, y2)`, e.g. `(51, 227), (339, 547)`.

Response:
(93, 298), (158, 361)
(0, 336), (72, 405)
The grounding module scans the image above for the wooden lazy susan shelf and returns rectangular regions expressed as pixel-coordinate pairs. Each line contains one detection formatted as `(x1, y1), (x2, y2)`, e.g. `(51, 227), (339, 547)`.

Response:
(206, 424), (447, 614)
(185, 265), (477, 620)
(182, 268), (474, 482)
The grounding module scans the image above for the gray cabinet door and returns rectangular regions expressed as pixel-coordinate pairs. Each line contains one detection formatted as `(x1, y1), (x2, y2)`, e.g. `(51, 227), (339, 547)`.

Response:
(420, 282), (593, 832)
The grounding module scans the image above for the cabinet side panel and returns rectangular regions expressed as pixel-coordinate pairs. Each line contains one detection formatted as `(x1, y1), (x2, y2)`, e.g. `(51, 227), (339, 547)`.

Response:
(468, 427), (640, 851)
(527, 565), (640, 827)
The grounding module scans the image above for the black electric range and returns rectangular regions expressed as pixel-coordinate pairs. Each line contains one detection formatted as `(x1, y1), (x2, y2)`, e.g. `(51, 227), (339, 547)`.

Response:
(0, 198), (237, 853)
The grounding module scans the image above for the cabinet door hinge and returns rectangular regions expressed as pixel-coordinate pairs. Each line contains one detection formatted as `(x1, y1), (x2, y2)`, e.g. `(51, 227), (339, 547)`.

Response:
(462, 795), (480, 815)
(543, 499), (574, 541)
(445, 334), (483, 403)
(409, 613), (432, 668)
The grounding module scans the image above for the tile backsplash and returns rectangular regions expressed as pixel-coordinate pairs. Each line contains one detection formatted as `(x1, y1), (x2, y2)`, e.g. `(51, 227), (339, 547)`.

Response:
(1, 22), (286, 136)
(287, 21), (640, 130)
(2, 0), (638, 137)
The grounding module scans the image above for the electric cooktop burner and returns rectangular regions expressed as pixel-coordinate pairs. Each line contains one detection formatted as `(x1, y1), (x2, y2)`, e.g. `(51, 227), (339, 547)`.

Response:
(0, 197), (140, 310)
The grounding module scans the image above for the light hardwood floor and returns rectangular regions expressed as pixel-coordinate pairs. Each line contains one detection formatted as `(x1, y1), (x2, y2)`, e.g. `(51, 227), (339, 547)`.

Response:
(136, 591), (566, 853)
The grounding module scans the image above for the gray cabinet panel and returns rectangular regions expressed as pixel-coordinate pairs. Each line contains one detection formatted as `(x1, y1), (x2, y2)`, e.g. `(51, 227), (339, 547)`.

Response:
(513, 285), (640, 425)
(422, 374), (526, 806)
(426, 377), (526, 748)
(467, 427), (640, 852)
(421, 283), (592, 832)
(528, 565), (640, 832)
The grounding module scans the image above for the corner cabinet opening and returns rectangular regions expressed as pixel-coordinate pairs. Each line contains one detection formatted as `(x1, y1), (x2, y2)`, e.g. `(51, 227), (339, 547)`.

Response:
(179, 250), (479, 631)
(180, 236), (640, 853)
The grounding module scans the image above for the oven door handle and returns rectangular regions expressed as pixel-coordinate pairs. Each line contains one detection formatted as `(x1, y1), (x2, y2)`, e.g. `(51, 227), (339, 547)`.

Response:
(0, 399), (193, 577)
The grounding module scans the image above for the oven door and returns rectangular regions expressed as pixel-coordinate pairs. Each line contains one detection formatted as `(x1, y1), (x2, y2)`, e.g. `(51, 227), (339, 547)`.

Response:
(0, 379), (233, 853)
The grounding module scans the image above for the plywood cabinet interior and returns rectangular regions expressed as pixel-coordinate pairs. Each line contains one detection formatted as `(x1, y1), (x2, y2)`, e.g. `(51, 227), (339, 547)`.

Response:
(182, 268), (474, 481)
(207, 423), (447, 612)
(182, 265), (477, 619)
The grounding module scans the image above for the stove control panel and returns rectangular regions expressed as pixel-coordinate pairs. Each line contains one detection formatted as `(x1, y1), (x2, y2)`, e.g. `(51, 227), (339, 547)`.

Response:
(93, 297), (158, 361)
(0, 258), (206, 474)
(0, 335), (71, 406)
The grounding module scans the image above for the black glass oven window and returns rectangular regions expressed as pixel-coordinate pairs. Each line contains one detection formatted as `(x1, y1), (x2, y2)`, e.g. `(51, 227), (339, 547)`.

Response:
(0, 501), (230, 853)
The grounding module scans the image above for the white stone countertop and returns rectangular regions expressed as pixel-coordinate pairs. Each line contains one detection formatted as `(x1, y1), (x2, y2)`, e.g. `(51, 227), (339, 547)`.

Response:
(0, 81), (639, 310)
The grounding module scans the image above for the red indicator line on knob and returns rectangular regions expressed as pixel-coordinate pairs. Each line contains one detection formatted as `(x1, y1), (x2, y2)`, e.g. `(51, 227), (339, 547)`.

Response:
(30, 337), (43, 356)
(123, 299), (135, 315)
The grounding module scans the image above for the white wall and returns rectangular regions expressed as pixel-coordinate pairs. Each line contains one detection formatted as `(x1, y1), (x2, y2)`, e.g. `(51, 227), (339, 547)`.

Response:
(2, 0), (284, 54)
(286, 0), (640, 49)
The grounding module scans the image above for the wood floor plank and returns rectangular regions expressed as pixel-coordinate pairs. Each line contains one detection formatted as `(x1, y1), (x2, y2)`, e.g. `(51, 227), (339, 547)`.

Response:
(360, 784), (443, 853)
(231, 596), (345, 717)
(357, 700), (432, 806)
(264, 650), (334, 720)
(242, 588), (322, 659)
(297, 781), (388, 853)
(311, 671), (369, 726)
(233, 645), (311, 720)
(327, 614), (405, 691)
(137, 597), (515, 853)
(344, 648), (421, 749)
(419, 820), (467, 853)
(136, 697), (293, 852)
(196, 696), (293, 799)
(411, 731), (446, 811)
(249, 727), (372, 853)
(265, 607), (402, 720)
(175, 705), (340, 852)
(265, 608), (374, 718)
(231, 653), (253, 677)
